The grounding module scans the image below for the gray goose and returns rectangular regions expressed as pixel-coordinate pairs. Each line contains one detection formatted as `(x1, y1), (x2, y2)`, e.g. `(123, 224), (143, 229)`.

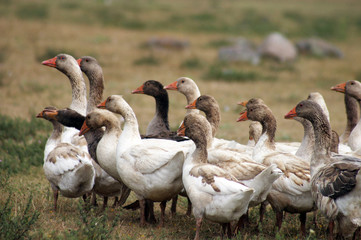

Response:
(285, 100), (361, 239)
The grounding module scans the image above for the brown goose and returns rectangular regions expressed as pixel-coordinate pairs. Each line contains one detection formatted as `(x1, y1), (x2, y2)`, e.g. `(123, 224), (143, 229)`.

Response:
(331, 80), (361, 153)
(238, 99), (313, 236)
(285, 100), (361, 239)
(331, 82), (359, 144)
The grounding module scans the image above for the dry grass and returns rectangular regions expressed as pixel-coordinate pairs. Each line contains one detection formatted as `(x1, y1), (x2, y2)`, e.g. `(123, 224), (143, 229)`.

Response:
(1, 0), (361, 239)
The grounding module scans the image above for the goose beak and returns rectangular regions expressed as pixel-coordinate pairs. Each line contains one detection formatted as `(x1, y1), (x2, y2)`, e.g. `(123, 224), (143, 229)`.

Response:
(284, 107), (297, 119)
(177, 122), (186, 136)
(76, 58), (82, 66)
(43, 109), (58, 120)
(36, 111), (44, 118)
(79, 121), (90, 136)
(164, 81), (178, 90)
(238, 101), (248, 107)
(132, 84), (144, 94)
(97, 100), (107, 109)
(237, 110), (248, 122)
(330, 82), (346, 93)
(185, 99), (197, 109)
(42, 57), (57, 67)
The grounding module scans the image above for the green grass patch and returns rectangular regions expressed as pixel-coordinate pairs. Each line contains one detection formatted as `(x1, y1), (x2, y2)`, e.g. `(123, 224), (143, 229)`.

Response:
(204, 64), (267, 82)
(0, 193), (40, 240)
(15, 3), (49, 20)
(0, 114), (50, 175)
(180, 57), (203, 69)
(133, 55), (160, 66)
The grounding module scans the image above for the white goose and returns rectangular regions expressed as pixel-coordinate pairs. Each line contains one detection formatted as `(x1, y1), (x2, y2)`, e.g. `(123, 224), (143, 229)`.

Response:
(177, 113), (254, 240)
(285, 100), (361, 239)
(238, 99), (314, 236)
(96, 95), (195, 226)
(37, 107), (95, 211)
(165, 77), (250, 153)
(42, 54), (87, 147)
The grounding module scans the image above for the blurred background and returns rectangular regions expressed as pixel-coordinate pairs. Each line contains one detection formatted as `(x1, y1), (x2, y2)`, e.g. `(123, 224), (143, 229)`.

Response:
(1, 0), (361, 143)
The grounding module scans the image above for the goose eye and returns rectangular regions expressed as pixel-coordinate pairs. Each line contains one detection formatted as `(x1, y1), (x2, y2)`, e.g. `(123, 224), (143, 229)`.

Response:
(86, 59), (89, 62)
(299, 104), (303, 108)
(351, 82), (354, 85)
(59, 56), (64, 60)
(181, 80), (185, 83)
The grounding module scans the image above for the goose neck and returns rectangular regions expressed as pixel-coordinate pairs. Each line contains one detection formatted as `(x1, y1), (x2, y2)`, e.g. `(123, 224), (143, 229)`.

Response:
(87, 71), (104, 113)
(67, 70), (87, 116)
(154, 92), (170, 130)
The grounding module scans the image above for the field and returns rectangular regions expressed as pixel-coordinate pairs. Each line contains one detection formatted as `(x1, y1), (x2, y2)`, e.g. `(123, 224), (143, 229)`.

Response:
(1, 0), (361, 239)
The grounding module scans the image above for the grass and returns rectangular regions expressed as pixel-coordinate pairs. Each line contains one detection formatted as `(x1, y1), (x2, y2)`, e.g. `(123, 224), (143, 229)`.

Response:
(1, 0), (361, 239)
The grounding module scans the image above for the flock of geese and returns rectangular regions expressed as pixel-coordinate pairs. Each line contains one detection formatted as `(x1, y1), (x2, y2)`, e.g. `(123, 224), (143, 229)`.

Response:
(36, 53), (361, 240)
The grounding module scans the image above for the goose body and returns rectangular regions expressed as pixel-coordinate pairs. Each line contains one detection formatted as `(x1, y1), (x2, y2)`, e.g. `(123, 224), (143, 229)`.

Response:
(285, 100), (361, 239)
(238, 99), (314, 235)
(37, 108), (95, 210)
(178, 113), (254, 239)
(97, 95), (195, 226)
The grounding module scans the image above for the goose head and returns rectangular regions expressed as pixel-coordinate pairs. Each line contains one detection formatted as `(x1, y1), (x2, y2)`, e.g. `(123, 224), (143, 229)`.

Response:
(132, 80), (166, 98)
(164, 77), (200, 97)
(79, 109), (119, 135)
(42, 53), (81, 76)
(77, 56), (102, 76)
(36, 106), (58, 121)
(178, 113), (212, 149)
(186, 95), (219, 112)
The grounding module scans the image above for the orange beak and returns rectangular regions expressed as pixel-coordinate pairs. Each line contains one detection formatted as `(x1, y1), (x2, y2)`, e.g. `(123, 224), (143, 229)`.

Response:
(43, 109), (58, 120)
(185, 99), (197, 109)
(77, 58), (82, 66)
(42, 57), (57, 68)
(330, 82), (346, 93)
(79, 121), (90, 136)
(36, 111), (44, 118)
(132, 84), (144, 94)
(164, 81), (178, 90)
(284, 107), (297, 119)
(177, 121), (186, 136)
(97, 100), (107, 109)
(237, 111), (248, 122)
(238, 101), (248, 107)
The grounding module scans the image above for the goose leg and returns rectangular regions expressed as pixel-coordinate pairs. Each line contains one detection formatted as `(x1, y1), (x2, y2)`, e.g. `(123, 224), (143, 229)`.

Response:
(259, 201), (267, 223)
(299, 212), (306, 236)
(327, 221), (334, 240)
(91, 192), (98, 206)
(171, 195), (178, 217)
(159, 200), (167, 227)
(139, 199), (146, 227)
(194, 217), (203, 240)
(275, 211), (284, 231)
(112, 197), (119, 207)
(146, 200), (157, 224)
(53, 189), (59, 211)
(102, 196), (108, 210)
(186, 196), (192, 216)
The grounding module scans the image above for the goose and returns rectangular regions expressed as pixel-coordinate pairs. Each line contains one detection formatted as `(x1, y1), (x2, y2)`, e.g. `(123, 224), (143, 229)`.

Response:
(177, 113), (254, 240)
(331, 80), (361, 153)
(44, 107), (129, 209)
(131, 80), (188, 142)
(238, 99), (314, 236)
(42, 54), (87, 145)
(285, 100), (361, 239)
(331, 82), (359, 144)
(238, 98), (300, 154)
(77, 55), (130, 207)
(132, 79), (191, 217)
(165, 77), (249, 152)
(186, 95), (284, 229)
(36, 107), (95, 211)
(95, 95), (195, 227)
